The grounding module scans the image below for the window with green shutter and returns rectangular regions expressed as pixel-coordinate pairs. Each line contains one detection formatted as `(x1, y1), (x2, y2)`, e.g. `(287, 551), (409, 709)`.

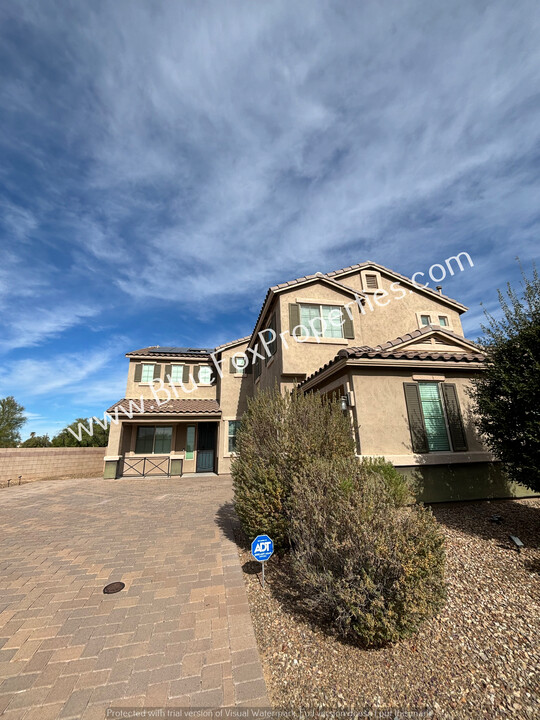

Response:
(141, 364), (155, 382)
(418, 383), (451, 451)
(169, 365), (184, 382)
(297, 304), (349, 339)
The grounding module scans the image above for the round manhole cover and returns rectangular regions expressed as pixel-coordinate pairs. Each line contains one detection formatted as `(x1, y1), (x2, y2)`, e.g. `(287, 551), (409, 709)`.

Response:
(103, 581), (125, 594)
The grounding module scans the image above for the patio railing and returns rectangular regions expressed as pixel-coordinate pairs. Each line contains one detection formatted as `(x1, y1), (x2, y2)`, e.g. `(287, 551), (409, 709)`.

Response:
(122, 456), (170, 477)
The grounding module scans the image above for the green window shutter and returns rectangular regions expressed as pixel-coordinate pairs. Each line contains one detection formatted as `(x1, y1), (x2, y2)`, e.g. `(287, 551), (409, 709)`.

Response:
(289, 303), (300, 334)
(270, 312), (277, 356)
(403, 383), (429, 453)
(418, 383), (451, 451)
(441, 384), (468, 451)
(134, 364), (143, 382)
(153, 364), (161, 380)
(182, 365), (190, 383)
(342, 308), (354, 339)
(164, 364), (172, 381)
(229, 357), (236, 373)
(245, 358), (253, 374)
(193, 366), (200, 383)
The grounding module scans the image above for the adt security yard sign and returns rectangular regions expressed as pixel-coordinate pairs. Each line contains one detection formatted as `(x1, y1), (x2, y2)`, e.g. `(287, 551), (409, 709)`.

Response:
(251, 534), (274, 587)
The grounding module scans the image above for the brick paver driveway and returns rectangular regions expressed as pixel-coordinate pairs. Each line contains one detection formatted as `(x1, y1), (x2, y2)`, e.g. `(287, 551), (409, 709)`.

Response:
(0, 476), (269, 718)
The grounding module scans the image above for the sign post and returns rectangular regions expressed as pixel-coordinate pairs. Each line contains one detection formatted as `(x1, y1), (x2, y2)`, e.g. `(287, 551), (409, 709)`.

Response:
(251, 534), (274, 588)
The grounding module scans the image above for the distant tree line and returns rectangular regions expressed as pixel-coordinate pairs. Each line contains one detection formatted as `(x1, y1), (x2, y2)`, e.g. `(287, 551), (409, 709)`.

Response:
(0, 398), (109, 448)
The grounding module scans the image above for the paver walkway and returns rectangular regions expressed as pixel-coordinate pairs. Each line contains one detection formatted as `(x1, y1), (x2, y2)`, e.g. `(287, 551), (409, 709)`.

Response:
(0, 476), (269, 718)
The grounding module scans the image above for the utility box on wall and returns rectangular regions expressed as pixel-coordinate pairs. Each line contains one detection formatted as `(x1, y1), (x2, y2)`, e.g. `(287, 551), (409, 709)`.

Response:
(103, 457), (120, 479)
(170, 458), (183, 476)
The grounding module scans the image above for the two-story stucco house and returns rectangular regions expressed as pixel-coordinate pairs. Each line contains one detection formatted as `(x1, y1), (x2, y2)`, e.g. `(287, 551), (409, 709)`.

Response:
(104, 261), (519, 501)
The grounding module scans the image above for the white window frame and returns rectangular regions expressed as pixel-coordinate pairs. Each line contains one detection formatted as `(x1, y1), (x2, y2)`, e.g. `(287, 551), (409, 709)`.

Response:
(227, 420), (240, 455)
(198, 365), (213, 385)
(298, 303), (344, 339)
(232, 354), (247, 375)
(141, 363), (155, 383)
(416, 311), (452, 331)
(169, 364), (184, 383)
(438, 314), (450, 328)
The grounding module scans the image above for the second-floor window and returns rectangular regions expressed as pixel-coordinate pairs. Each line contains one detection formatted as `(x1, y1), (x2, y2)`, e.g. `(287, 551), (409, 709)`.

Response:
(419, 313), (450, 328)
(198, 365), (213, 384)
(299, 304), (344, 338)
(141, 364), (155, 382)
(233, 356), (247, 374)
(169, 365), (184, 382)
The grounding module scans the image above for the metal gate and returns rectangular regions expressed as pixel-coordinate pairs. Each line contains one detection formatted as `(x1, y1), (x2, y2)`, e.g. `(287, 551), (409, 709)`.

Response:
(122, 456), (170, 477)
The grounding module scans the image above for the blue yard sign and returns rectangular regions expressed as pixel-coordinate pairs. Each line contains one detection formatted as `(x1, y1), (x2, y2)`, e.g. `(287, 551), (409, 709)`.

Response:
(251, 534), (274, 587)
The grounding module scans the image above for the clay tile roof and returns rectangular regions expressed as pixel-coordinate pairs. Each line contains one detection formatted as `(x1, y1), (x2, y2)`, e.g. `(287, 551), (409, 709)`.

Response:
(106, 398), (221, 415)
(214, 336), (250, 351)
(338, 346), (485, 362)
(299, 343), (485, 388)
(126, 347), (214, 358)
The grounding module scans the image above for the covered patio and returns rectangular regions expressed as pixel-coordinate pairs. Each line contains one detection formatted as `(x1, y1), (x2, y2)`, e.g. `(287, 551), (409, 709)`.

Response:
(104, 398), (222, 478)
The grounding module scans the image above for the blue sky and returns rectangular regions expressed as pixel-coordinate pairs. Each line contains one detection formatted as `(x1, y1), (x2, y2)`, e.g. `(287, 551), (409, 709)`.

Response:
(1, 0), (539, 439)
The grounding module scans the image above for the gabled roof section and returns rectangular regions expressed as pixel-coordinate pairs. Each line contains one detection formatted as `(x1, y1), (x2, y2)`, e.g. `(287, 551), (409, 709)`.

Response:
(126, 346), (213, 359)
(374, 325), (481, 353)
(215, 336), (250, 351)
(248, 272), (366, 348)
(327, 260), (468, 312)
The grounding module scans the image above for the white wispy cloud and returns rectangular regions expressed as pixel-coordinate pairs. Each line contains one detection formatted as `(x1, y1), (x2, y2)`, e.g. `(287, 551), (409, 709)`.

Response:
(1, 0), (538, 318)
(0, 341), (126, 398)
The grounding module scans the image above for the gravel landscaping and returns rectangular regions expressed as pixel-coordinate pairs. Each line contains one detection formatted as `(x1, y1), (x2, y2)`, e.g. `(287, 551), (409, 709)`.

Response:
(236, 498), (540, 719)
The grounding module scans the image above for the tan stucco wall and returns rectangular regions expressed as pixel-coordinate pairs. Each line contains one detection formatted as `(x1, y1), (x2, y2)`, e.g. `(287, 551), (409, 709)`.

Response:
(125, 360), (218, 401)
(357, 271), (464, 347)
(349, 366), (485, 461)
(217, 342), (251, 417)
(276, 283), (358, 379)
(253, 271), (467, 393)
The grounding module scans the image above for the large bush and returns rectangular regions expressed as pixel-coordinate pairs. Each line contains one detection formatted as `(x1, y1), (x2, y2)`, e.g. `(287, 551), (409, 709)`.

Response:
(232, 386), (355, 549)
(231, 388), (290, 546)
(470, 264), (540, 492)
(288, 456), (446, 646)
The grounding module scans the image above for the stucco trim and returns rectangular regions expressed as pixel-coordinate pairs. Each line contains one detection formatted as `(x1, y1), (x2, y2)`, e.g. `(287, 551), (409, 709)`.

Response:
(359, 451), (495, 466)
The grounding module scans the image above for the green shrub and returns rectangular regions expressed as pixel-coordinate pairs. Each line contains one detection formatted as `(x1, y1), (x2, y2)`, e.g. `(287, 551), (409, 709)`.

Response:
(231, 387), (290, 548)
(288, 456), (446, 646)
(232, 386), (355, 549)
(359, 456), (415, 507)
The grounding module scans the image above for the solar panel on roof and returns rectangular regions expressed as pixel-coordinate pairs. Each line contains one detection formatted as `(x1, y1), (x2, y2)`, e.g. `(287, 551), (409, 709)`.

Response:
(146, 346), (213, 354)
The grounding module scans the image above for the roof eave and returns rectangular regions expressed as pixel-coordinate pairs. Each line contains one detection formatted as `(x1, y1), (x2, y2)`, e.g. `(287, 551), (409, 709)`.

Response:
(300, 355), (484, 391)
